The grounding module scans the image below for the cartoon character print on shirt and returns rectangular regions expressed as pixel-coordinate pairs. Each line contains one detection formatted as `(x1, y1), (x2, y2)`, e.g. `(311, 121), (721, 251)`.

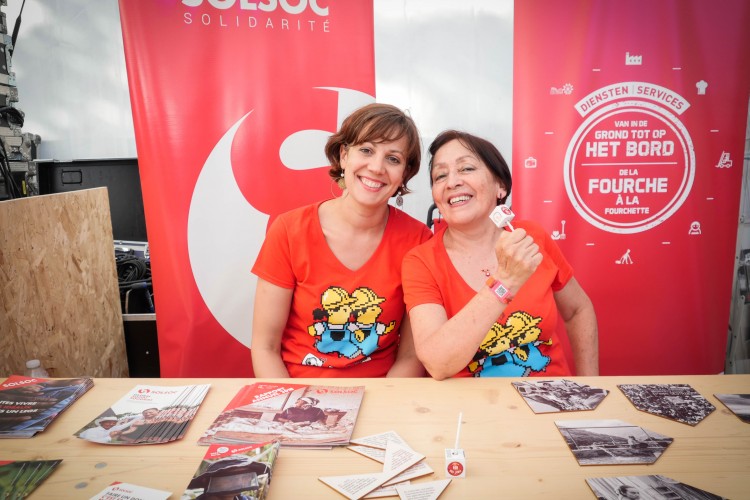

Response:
(467, 311), (552, 377)
(307, 286), (395, 361)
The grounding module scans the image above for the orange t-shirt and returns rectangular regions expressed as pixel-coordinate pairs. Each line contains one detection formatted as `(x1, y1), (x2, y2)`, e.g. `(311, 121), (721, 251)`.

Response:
(403, 220), (573, 377)
(252, 202), (433, 377)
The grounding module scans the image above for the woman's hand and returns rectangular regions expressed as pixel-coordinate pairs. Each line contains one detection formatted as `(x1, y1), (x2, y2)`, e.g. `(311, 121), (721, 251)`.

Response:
(493, 228), (543, 294)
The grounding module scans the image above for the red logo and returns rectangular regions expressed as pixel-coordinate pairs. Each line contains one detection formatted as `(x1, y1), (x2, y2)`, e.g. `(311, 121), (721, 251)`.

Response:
(447, 461), (464, 476)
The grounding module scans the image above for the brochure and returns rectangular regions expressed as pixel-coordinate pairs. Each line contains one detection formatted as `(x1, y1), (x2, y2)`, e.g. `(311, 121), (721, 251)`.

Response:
(0, 459), (62, 498)
(76, 384), (210, 445)
(198, 383), (364, 448)
(181, 440), (280, 500)
(0, 375), (93, 438)
(89, 481), (171, 500)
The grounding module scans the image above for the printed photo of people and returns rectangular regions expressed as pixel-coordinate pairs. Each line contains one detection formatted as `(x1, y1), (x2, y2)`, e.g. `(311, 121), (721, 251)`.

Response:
(555, 419), (673, 465)
(198, 384), (364, 448)
(76, 384), (209, 445)
(512, 379), (608, 413)
(78, 405), (200, 444)
(586, 474), (728, 500)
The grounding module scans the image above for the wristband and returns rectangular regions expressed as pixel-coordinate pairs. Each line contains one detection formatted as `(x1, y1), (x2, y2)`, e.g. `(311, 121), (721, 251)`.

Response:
(485, 277), (514, 304)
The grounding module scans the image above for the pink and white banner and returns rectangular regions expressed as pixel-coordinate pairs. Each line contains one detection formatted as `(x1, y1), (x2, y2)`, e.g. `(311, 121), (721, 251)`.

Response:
(119, 0), (375, 376)
(513, 0), (750, 374)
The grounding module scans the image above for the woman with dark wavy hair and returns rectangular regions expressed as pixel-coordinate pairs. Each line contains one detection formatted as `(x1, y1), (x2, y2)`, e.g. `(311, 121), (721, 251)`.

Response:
(251, 103), (431, 378)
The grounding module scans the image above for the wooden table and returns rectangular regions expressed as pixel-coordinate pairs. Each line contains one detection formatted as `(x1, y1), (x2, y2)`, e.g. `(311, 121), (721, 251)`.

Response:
(1, 376), (748, 499)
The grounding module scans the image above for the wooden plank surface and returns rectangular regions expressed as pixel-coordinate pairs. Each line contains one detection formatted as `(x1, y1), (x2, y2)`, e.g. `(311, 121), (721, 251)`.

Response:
(0, 188), (127, 377)
(0, 375), (747, 499)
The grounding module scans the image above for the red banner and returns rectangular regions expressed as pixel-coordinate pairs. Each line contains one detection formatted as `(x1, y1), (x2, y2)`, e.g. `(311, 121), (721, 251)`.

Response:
(118, 0), (375, 376)
(513, 0), (750, 374)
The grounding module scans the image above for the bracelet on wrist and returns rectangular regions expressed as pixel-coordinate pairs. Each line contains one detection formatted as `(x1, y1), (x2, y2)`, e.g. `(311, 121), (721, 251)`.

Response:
(485, 277), (514, 304)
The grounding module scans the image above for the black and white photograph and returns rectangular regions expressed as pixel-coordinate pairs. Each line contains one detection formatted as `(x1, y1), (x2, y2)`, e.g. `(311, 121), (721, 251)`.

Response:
(555, 419), (673, 465)
(713, 394), (750, 424)
(512, 379), (608, 413)
(618, 384), (715, 426)
(586, 474), (728, 500)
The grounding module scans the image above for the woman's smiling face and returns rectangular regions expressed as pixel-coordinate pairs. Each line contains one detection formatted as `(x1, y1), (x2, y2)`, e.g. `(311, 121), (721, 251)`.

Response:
(340, 137), (408, 209)
(430, 138), (506, 228)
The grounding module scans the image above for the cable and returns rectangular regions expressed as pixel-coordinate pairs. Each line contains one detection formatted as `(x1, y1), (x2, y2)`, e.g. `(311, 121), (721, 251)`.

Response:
(115, 254), (151, 288)
(115, 253), (153, 314)
(9, 0), (26, 57)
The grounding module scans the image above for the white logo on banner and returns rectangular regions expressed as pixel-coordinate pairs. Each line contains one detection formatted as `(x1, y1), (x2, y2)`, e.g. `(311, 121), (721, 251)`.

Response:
(563, 82), (695, 234)
(187, 88), (374, 347)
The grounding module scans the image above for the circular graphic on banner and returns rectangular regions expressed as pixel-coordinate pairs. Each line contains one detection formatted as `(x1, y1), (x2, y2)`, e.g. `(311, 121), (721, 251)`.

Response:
(564, 99), (695, 234)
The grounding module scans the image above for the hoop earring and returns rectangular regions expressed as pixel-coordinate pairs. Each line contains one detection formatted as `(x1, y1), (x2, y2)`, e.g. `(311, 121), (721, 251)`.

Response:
(330, 181), (338, 198)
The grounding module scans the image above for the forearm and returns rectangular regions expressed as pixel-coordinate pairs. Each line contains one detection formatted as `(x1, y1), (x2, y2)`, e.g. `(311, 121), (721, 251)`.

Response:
(565, 309), (599, 376)
(414, 288), (507, 380)
(251, 346), (290, 378)
(386, 354), (425, 377)
(554, 278), (599, 376)
(387, 316), (426, 377)
(251, 279), (294, 378)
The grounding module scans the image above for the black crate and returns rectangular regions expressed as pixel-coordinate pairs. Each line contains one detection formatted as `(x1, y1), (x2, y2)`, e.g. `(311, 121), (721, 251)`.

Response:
(37, 158), (147, 241)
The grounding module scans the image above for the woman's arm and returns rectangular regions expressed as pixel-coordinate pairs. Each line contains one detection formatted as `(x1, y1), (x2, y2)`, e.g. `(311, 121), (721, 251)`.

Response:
(553, 277), (599, 375)
(385, 314), (426, 377)
(408, 293), (506, 380)
(251, 278), (294, 377)
(409, 229), (542, 380)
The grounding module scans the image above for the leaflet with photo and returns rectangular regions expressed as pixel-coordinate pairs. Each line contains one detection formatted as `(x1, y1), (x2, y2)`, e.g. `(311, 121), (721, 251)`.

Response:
(0, 459), (62, 498)
(198, 383), (365, 448)
(0, 374), (93, 438)
(76, 384), (210, 445)
(181, 440), (280, 500)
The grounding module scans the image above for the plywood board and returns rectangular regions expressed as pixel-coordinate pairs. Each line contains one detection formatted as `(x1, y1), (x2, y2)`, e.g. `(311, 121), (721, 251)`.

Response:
(0, 188), (128, 377)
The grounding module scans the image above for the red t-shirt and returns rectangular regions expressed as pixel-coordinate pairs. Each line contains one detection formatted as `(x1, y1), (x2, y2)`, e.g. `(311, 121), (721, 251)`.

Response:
(252, 202), (433, 377)
(403, 220), (573, 377)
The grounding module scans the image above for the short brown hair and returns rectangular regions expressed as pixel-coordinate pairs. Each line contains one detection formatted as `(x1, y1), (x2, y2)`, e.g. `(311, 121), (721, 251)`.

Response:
(325, 103), (421, 194)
